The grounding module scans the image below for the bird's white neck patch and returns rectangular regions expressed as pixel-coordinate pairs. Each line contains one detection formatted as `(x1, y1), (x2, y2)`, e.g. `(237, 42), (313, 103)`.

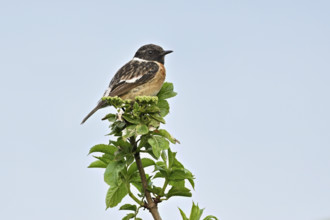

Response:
(132, 57), (148, 62)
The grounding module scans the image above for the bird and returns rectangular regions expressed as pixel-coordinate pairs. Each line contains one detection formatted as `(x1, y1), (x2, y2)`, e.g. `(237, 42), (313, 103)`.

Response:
(81, 44), (173, 124)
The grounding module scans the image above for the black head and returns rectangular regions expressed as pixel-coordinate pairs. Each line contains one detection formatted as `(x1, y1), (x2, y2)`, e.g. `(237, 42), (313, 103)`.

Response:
(134, 44), (173, 64)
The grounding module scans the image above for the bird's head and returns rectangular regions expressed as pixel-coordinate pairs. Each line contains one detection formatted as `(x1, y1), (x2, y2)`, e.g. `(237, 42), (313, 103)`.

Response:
(134, 44), (173, 64)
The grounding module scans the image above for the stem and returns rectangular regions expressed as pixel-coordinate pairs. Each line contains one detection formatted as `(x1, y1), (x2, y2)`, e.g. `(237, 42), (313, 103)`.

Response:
(135, 152), (162, 220)
(160, 179), (169, 196)
(128, 187), (143, 206)
(130, 137), (162, 220)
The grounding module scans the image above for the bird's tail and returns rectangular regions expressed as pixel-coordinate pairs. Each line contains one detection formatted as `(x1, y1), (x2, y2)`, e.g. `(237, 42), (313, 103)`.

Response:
(81, 101), (106, 124)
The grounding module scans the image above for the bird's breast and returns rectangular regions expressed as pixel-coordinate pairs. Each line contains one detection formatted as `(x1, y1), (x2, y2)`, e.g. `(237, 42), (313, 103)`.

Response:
(121, 62), (166, 100)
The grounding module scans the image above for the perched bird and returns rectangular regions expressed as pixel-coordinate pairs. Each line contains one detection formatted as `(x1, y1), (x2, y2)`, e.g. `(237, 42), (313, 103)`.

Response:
(81, 44), (173, 124)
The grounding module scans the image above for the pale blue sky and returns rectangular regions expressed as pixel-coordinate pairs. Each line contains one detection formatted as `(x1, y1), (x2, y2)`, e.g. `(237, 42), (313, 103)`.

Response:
(1, 1), (330, 220)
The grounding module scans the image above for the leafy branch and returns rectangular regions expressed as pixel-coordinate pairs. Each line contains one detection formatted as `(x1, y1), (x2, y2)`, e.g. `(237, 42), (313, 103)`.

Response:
(87, 82), (217, 220)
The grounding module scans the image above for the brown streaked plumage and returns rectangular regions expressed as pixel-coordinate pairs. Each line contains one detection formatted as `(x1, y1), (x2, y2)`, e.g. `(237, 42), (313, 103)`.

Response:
(81, 44), (172, 124)
(120, 63), (166, 100)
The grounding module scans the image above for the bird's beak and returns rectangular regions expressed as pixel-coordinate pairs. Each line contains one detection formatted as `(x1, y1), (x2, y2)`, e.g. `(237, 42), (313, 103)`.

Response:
(161, 50), (173, 56)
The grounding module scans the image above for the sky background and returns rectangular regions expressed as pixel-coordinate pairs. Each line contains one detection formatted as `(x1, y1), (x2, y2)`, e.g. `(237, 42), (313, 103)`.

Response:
(1, 0), (330, 220)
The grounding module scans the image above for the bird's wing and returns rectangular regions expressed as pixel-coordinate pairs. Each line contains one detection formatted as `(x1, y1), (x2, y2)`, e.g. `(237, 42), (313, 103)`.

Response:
(104, 60), (159, 97)
(81, 60), (159, 124)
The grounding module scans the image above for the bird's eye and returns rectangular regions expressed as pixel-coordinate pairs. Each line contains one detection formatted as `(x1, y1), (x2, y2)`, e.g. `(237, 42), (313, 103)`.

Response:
(148, 50), (153, 54)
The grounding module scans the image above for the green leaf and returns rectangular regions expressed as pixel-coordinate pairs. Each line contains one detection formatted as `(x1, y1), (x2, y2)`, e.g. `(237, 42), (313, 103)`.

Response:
(166, 186), (192, 198)
(169, 169), (193, 181)
(122, 213), (135, 220)
(172, 157), (184, 169)
(168, 168), (194, 189)
(125, 154), (134, 167)
(148, 136), (169, 159)
(161, 150), (167, 163)
(129, 173), (143, 193)
(145, 105), (161, 113)
(157, 99), (169, 117)
(155, 161), (166, 169)
(93, 154), (112, 164)
(156, 136), (169, 150)
(178, 208), (189, 220)
(122, 114), (140, 124)
(110, 138), (132, 152)
(136, 124), (149, 135)
(148, 119), (160, 129)
(150, 113), (165, 124)
(149, 186), (163, 196)
(188, 178), (195, 189)
(110, 121), (126, 135)
(137, 135), (148, 149)
(157, 82), (177, 100)
(148, 137), (161, 158)
(168, 149), (175, 168)
(123, 125), (137, 139)
(104, 161), (126, 186)
(179, 203), (218, 220)
(203, 216), (218, 220)
(189, 203), (204, 220)
(169, 180), (185, 188)
(141, 157), (156, 167)
(102, 113), (117, 122)
(153, 172), (165, 179)
(127, 158), (155, 175)
(155, 129), (179, 144)
(88, 160), (107, 168)
(119, 204), (137, 211)
(89, 144), (117, 155)
(146, 148), (159, 160)
(105, 183), (128, 208)
(131, 181), (143, 193)
(132, 102), (141, 117)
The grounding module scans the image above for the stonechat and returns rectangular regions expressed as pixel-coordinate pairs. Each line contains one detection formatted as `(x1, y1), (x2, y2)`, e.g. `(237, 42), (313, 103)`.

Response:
(81, 44), (173, 124)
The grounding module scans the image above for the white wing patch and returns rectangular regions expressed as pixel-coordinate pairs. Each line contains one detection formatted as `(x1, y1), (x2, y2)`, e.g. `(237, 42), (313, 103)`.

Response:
(120, 75), (143, 83)
(102, 57), (149, 97)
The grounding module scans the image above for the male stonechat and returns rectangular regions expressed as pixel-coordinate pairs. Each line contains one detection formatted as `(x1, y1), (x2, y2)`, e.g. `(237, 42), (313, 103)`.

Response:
(81, 44), (173, 124)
